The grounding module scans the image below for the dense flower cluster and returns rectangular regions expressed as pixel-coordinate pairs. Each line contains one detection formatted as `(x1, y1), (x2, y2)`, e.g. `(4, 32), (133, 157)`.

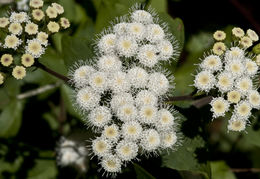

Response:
(70, 5), (179, 176)
(194, 27), (260, 132)
(0, 0), (70, 84)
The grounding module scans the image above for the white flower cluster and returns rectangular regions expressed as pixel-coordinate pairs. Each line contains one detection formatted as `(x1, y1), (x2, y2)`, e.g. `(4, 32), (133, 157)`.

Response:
(194, 28), (260, 132)
(71, 6), (179, 176)
(57, 137), (89, 172)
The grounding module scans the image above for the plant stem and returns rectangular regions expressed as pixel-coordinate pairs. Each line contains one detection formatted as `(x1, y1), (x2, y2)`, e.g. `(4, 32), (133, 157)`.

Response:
(231, 168), (260, 173)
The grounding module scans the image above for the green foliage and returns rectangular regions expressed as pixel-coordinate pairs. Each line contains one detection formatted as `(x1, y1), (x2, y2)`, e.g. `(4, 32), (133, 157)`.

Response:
(27, 160), (57, 179)
(211, 161), (236, 179)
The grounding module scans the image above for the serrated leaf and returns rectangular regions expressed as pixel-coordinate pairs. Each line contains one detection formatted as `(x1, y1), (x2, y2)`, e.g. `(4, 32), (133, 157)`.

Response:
(211, 161), (236, 179)
(134, 163), (156, 179)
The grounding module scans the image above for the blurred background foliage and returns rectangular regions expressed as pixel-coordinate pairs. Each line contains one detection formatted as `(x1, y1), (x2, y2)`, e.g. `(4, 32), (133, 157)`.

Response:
(0, 0), (260, 178)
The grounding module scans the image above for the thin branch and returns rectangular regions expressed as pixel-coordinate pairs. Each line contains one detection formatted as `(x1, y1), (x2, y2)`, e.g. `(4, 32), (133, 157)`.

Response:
(17, 82), (61, 100)
(192, 96), (213, 108)
(231, 168), (260, 173)
(166, 95), (193, 102)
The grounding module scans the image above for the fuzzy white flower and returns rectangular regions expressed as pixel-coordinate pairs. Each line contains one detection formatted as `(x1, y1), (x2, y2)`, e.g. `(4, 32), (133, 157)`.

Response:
(135, 90), (158, 107)
(25, 39), (45, 58)
(4, 35), (22, 50)
(128, 22), (146, 40)
(89, 106), (112, 128)
(116, 36), (138, 57)
(116, 140), (138, 161)
(101, 155), (122, 173)
(113, 22), (128, 36)
(89, 72), (108, 93)
(156, 109), (175, 131)
(102, 124), (120, 142)
(109, 71), (130, 93)
(245, 58), (258, 76)
(25, 22), (38, 35)
(131, 10), (153, 24)
(60, 148), (80, 166)
(225, 47), (244, 60)
(210, 97), (229, 118)
(225, 59), (245, 77)
(127, 67), (148, 88)
(97, 55), (122, 72)
(194, 71), (215, 92)
(235, 77), (253, 95)
(52, 3), (64, 14)
(234, 101), (252, 118)
(121, 121), (142, 141)
(160, 131), (177, 149)
(217, 72), (234, 93)
(247, 29), (259, 41)
(232, 27), (245, 38)
(200, 55), (222, 72)
(37, 32), (48, 46)
(110, 92), (134, 112)
(8, 23), (23, 35)
(137, 44), (159, 67)
(240, 36), (253, 48)
(139, 105), (157, 124)
(148, 72), (169, 95)
(157, 40), (174, 61)
(227, 117), (247, 132)
(98, 34), (116, 54)
(73, 65), (96, 88)
(140, 129), (160, 152)
(248, 90), (260, 109)
(92, 137), (111, 158)
(76, 87), (100, 111)
(117, 104), (137, 122)
(9, 12), (29, 23)
(146, 24), (165, 42)
(227, 90), (241, 104)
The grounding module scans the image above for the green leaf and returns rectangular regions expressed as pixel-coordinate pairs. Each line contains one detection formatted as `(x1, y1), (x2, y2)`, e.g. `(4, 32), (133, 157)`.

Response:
(134, 163), (156, 179)
(148, 0), (167, 13)
(0, 100), (24, 138)
(243, 126), (260, 148)
(61, 36), (94, 69)
(0, 157), (23, 177)
(27, 159), (57, 179)
(211, 161), (236, 179)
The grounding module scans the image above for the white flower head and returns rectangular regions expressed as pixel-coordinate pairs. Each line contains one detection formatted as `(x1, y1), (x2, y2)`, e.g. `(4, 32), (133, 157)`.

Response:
(89, 72), (108, 93)
(89, 106), (112, 128)
(76, 87), (100, 111)
(228, 116), (247, 132)
(210, 97), (229, 118)
(135, 90), (158, 107)
(8, 23), (23, 35)
(148, 72), (169, 95)
(60, 148), (80, 166)
(200, 55), (222, 72)
(10, 12), (29, 23)
(127, 67), (148, 88)
(225, 47), (244, 61)
(101, 155), (122, 174)
(245, 58), (258, 76)
(109, 71), (130, 93)
(225, 59), (245, 78)
(160, 131), (177, 149)
(137, 44), (159, 67)
(121, 121), (142, 141)
(116, 140), (138, 161)
(113, 22), (128, 36)
(248, 90), (260, 109)
(25, 39), (45, 58)
(97, 55), (122, 72)
(140, 129), (160, 152)
(116, 36), (138, 57)
(146, 24), (165, 42)
(227, 90), (241, 104)
(117, 104), (137, 122)
(4, 35), (22, 50)
(217, 72), (234, 93)
(234, 101), (252, 118)
(110, 92), (134, 112)
(102, 124), (120, 142)
(131, 10), (153, 24)
(157, 40), (174, 61)
(139, 105), (158, 125)
(247, 29), (259, 41)
(98, 33), (116, 54)
(72, 65), (96, 88)
(92, 137), (111, 158)
(194, 71), (215, 92)
(235, 77), (253, 95)
(128, 22), (146, 41)
(156, 108), (175, 131)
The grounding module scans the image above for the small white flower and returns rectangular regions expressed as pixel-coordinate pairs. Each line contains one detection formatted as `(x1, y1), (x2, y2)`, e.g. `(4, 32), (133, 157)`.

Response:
(98, 33), (116, 54)
(76, 87), (100, 111)
(148, 72), (169, 95)
(113, 22), (128, 36)
(245, 58), (258, 76)
(225, 59), (245, 77)
(110, 93), (134, 112)
(109, 71), (130, 93)
(25, 39), (45, 58)
(127, 67), (148, 88)
(116, 36), (138, 57)
(101, 155), (122, 173)
(102, 124), (120, 142)
(227, 90), (241, 104)
(156, 109), (175, 131)
(10, 12), (29, 23)
(8, 23), (23, 35)
(235, 77), (253, 95)
(135, 90), (158, 107)
(157, 40), (174, 61)
(73, 65), (96, 88)
(89, 106), (112, 128)
(247, 29), (259, 41)
(139, 105), (157, 125)
(160, 131), (177, 149)
(92, 137), (111, 158)
(248, 90), (260, 109)
(97, 55), (122, 72)
(4, 35), (22, 50)
(116, 140), (138, 161)
(89, 72), (108, 93)
(121, 121), (142, 141)
(60, 148), (80, 166)
(117, 104), (137, 122)
(234, 101), (252, 118)
(146, 24), (165, 42)
(200, 55), (222, 72)
(210, 97), (229, 118)
(137, 44), (159, 67)
(225, 47), (244, 61)
(128, 22), (146, 40)
(140, 129), (160, 152)
(131, 10), (153, 24)
(228, 116), (247, 132)
(194, 71), (215, 92)
(216, 72), (233, 93)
